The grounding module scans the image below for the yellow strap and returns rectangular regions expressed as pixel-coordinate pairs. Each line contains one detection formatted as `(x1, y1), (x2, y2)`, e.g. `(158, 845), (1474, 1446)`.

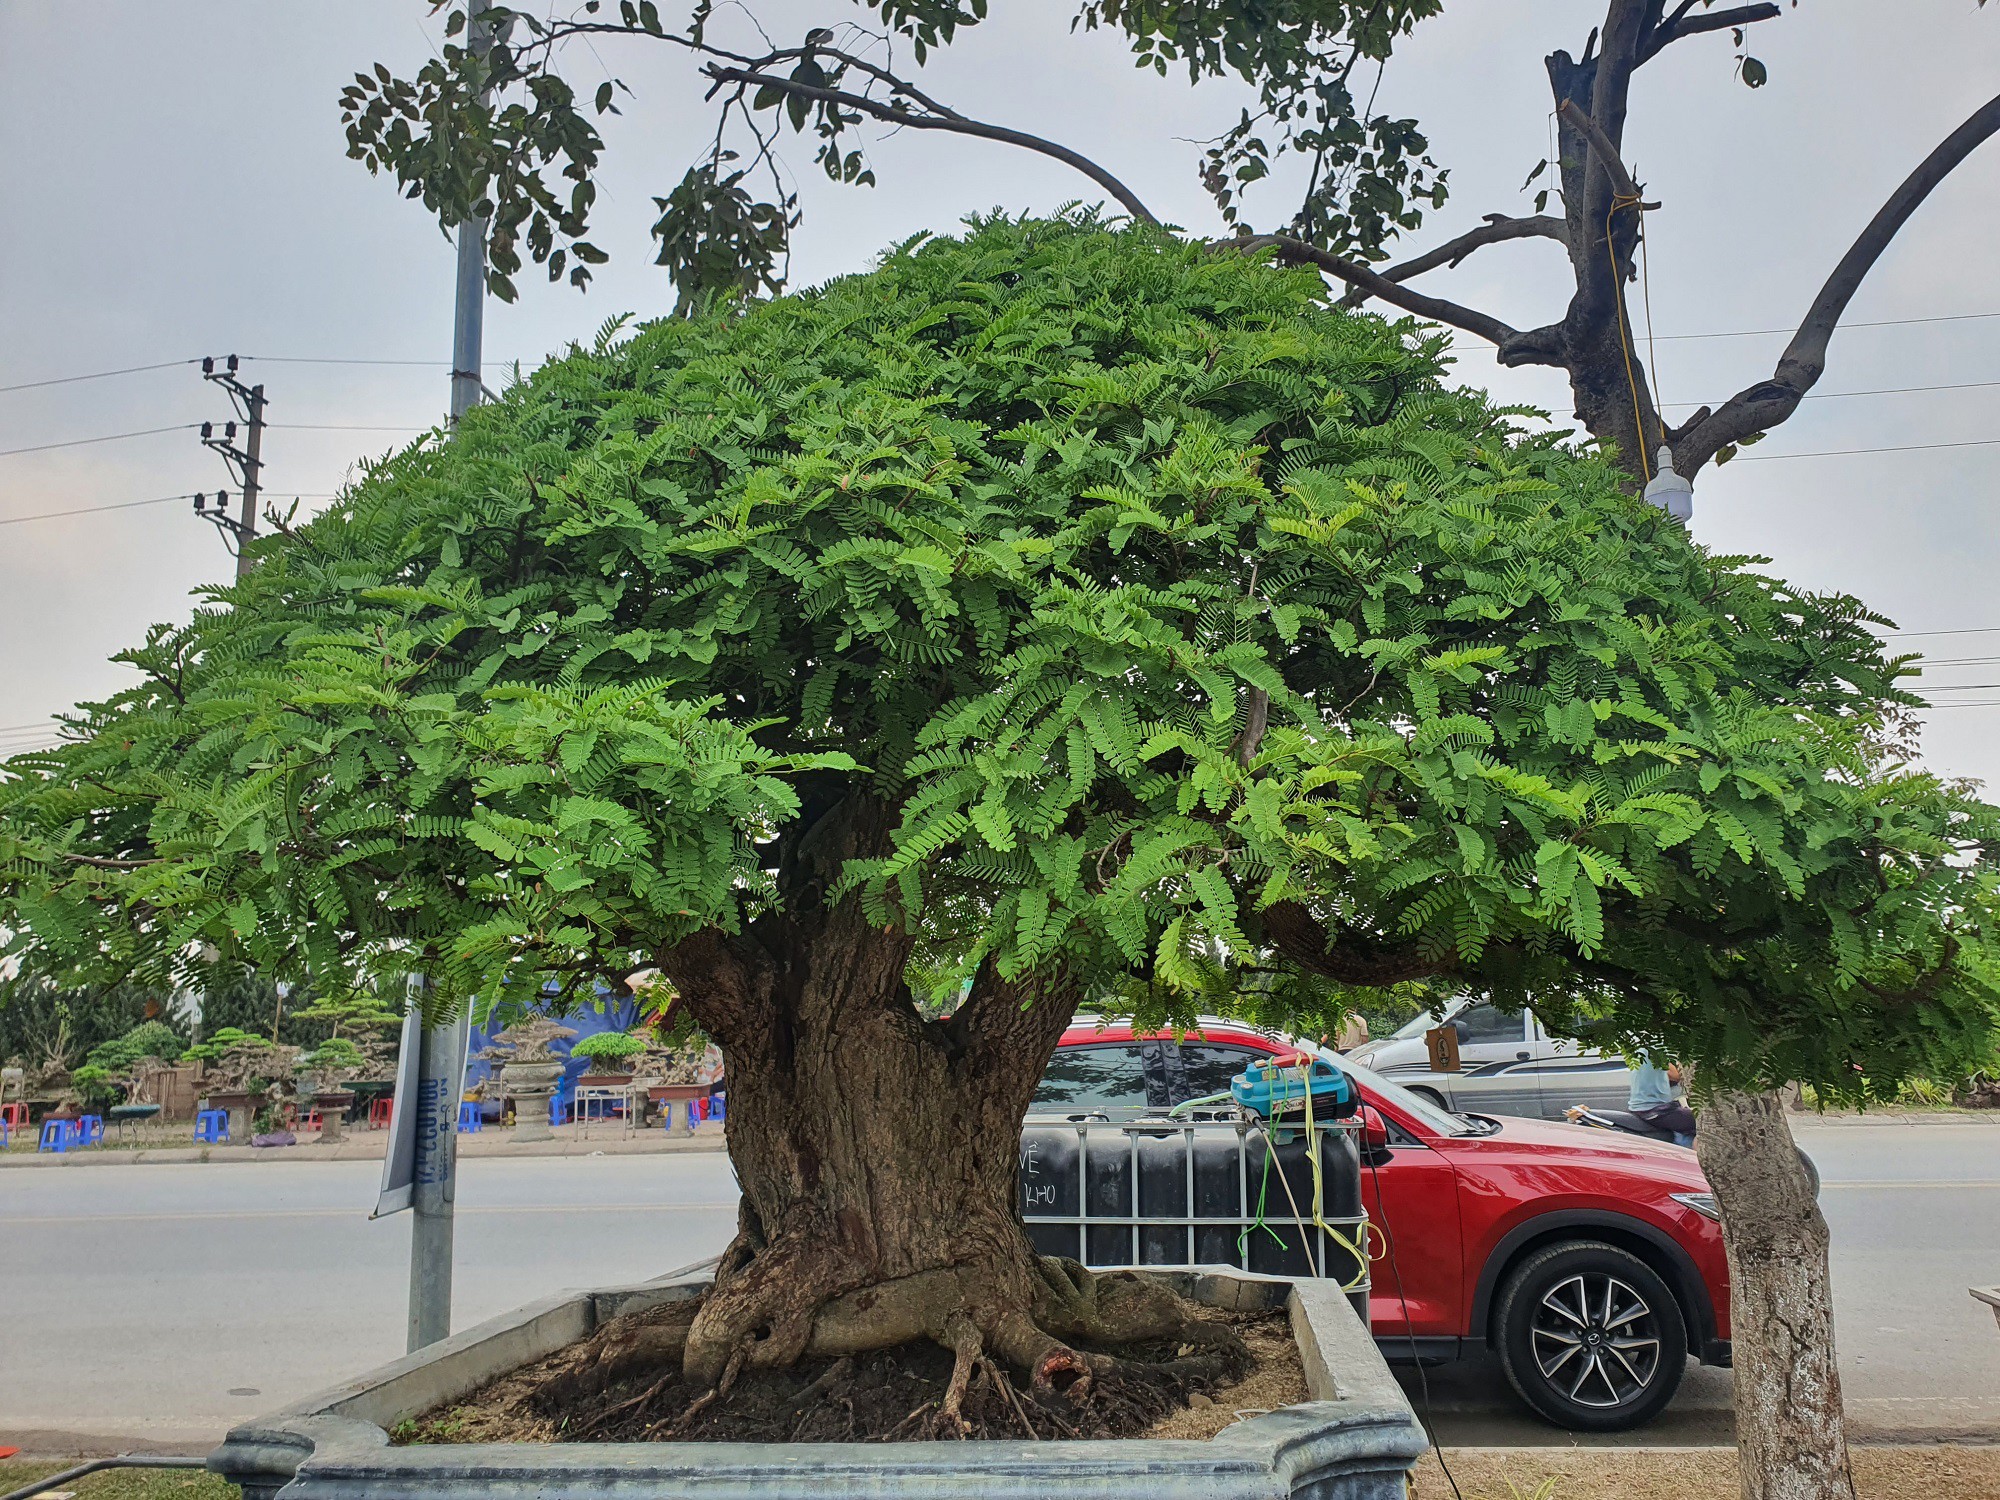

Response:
(1296, 1058), (1372, 1292)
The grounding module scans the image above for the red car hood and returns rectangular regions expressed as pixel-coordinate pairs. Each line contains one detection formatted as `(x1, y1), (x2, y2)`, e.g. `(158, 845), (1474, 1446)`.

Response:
(1442, 1111), (1710, 1185)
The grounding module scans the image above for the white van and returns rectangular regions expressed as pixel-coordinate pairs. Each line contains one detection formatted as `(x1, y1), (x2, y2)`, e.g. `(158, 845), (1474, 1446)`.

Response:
(1343, 999), (1632, 1120)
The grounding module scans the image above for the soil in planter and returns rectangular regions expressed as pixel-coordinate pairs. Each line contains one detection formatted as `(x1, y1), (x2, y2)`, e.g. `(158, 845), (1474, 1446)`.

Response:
(397, 1295), (1305, 1445)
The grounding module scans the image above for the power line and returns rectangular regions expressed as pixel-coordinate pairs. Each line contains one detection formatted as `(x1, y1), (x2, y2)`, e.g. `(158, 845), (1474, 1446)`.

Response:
(247, 356), (451, 368)
(1663, 377), (2000, 410)
(272, 423), (429, 433)
(0, 493), (193, 526)
(0, 359), (200, 396)
(1650, 310), (2000, 341)
(0, 492), (335, 528)
(1887, 626), (2000, 638)
(0, 424), (193, 458)
(0, 421), (426, 459)
(1729, 437), (2000, 463)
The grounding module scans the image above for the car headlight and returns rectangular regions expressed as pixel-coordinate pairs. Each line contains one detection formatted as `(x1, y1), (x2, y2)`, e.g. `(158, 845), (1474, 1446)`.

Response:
(1670, 1191), (1721, 1222)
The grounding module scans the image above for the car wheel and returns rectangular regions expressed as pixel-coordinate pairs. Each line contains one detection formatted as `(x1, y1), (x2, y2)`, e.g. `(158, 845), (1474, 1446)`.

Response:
(1494, 1240), (1687, 1431)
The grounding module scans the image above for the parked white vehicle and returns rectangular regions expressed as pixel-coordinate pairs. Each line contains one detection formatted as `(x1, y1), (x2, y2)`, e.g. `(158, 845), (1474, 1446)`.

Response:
(1344, 998), (1632, 1120)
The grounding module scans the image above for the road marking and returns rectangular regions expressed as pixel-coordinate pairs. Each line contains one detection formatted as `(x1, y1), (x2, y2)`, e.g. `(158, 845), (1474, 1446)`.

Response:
(1818, 1179), (2000, 1189)
(1, 1202), (742, 1226)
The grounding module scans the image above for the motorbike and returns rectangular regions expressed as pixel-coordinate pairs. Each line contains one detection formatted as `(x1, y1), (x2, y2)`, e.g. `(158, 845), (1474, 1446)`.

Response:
(1564, 1103), (1684, 1142)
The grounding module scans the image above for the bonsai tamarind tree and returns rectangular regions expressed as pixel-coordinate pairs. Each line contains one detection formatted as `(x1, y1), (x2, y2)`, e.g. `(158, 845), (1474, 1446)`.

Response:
(2, 219), (1996, 1418)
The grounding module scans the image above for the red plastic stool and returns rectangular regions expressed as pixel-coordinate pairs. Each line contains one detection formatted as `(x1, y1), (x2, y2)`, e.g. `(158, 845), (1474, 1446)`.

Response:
(368, 1096), (394, 1129)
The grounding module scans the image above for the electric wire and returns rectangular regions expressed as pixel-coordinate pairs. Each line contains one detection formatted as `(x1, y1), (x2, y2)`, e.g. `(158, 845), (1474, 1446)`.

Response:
(0, 492), (336, 527)
(1728, 437), (2000, 463)
(0, 424), (194, 458)
(0, 360), (200, 395)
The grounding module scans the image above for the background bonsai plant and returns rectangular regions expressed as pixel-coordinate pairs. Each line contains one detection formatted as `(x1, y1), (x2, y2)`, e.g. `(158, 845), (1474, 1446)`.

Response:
(1, 218), (1994, 1433)
(569, 1029), (645, 1074)
(70, 1019), (186, 1113)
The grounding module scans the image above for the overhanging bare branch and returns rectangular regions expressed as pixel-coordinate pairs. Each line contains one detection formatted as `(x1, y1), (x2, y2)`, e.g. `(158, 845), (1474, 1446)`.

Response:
(1241, 235), (1566, 366)
(1673, 88), (2000, 473)
(1641, 2), (1782, 62)
(1339, 213), (1569, 307)
(701, 60), (1160, 227)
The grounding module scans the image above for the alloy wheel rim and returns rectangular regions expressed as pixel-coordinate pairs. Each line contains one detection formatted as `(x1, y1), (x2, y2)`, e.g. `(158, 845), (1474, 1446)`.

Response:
(1530, 1271), (1662, 1409)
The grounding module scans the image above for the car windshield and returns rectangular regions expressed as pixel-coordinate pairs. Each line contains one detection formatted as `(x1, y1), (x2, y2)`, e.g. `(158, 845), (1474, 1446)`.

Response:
(1333, 1052), (1483, 1138)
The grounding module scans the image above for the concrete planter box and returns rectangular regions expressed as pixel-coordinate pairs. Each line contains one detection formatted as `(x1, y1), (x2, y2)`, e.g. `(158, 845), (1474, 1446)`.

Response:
(210, 1267), (1423, 1500)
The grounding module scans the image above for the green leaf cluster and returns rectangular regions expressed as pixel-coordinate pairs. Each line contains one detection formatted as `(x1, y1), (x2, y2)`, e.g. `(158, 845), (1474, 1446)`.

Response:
(3, 213), (1996, 1099)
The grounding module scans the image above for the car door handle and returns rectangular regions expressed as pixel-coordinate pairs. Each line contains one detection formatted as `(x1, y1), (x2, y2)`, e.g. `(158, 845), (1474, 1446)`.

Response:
(1515, 1051), (1531, 1061)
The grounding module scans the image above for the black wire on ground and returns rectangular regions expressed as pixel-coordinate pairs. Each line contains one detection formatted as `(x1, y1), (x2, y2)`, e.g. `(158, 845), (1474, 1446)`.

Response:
(1364, 1150), (1463, 1500)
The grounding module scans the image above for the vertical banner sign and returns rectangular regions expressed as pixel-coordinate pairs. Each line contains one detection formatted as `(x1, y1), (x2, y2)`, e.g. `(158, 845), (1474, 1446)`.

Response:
(367, 990), (471, 1352)
(372, 1004), (425, 1218)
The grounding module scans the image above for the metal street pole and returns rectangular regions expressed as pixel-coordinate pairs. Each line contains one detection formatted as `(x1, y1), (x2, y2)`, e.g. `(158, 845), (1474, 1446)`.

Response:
(449, 0), (493, 425)
(235, 383), (264, 580)
(407, 999), (469, 1353)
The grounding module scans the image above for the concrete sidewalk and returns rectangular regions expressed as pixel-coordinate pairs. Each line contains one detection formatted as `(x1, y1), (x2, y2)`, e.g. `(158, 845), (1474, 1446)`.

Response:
(0, 1124), (727, 1168)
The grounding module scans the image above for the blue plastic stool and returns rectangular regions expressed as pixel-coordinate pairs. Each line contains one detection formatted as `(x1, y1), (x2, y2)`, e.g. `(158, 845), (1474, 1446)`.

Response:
(457, 1101), (483, 1133)
(76, 1114), (104, 1145)
(710, 1093), (726, 1122)
(0, 1117), (8, 1149)
(38, 1118), (77, 1153)
(194, 1109), (230, 1143)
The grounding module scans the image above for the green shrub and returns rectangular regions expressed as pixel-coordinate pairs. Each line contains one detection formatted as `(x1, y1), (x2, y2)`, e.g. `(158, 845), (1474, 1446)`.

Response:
(571, 1030), (644, 1065)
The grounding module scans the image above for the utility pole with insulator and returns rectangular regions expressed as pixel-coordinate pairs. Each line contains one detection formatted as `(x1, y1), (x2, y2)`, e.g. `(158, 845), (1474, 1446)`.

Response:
(192, 354), (266, 580)
(449, 0), (493, 425)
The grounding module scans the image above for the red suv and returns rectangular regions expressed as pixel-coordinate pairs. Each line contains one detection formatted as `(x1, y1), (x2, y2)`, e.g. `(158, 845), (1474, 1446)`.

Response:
(1037, 1019), (1731, 1431)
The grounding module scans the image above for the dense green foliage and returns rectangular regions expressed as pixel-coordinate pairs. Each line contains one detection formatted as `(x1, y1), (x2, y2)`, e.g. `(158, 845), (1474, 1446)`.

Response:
(2, 216), (1996, 1099)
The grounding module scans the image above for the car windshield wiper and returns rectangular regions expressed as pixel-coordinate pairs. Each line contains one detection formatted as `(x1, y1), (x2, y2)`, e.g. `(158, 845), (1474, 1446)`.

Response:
(1456, 1113), (1502, 1136)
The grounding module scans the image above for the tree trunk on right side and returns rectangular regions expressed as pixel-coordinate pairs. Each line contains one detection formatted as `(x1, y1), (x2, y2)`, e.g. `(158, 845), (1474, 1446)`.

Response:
(1696, 1090), (1853, 1500)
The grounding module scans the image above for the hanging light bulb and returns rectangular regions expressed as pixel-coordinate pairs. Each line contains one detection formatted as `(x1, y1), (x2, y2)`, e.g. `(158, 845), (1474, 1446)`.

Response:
(1643, 446), (1693, 525)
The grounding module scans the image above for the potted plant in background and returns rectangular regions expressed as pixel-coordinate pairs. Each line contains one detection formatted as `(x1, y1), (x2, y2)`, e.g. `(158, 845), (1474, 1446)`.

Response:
(70, 1020), (186, 1138)
(569, 1029), (645, 1131)
(570, 1028), (642, 1086)
(182, 1027), (297, 1140)
(633, 1033), (710, 1130)
(480, 1016), (575, 1143)
(289, 993), (401, 1141)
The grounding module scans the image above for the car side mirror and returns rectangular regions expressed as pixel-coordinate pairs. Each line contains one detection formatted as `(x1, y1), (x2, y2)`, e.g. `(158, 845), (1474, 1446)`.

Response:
(1359, 1105), (1390, 1153)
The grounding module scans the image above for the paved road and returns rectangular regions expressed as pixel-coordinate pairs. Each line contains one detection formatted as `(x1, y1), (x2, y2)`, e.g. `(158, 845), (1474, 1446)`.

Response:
(2, 1120), (1996, 1451)
(1403, 1119), (2000, 1446)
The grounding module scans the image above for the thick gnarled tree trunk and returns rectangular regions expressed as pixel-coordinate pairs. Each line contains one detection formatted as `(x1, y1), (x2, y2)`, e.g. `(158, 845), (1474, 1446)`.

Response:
(1697, 1091), (1853, 1500)
(647, 795), (1200, 1417)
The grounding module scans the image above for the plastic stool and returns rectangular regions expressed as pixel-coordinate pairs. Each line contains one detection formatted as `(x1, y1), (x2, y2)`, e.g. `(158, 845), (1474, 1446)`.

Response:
(457, 1101), (483, 1133)
(76, 1114), (104, 1145)
(0, 1102), (25, 1133)
(38, 1118), (77, 1153)
(194, 1109), (230, 1144)
(368, 1096), (394, 1129)
(295, 1107), (321, 1133)
(0, 1117), (8, 1149)
(710, 1093), (726, 1122)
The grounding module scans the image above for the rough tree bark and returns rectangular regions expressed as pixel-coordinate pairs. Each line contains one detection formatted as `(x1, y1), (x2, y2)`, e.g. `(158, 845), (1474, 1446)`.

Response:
(644, 792), (1204, 1420)
(1696, 1091), (1853, 1500)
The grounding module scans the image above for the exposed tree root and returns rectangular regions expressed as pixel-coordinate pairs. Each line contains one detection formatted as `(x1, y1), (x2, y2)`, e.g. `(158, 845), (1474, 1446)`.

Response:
(397, 1268), (1273, 1447)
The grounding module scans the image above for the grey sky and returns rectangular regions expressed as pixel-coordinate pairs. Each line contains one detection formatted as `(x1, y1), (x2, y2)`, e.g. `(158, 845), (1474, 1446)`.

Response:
(3, 1), (1996, 779)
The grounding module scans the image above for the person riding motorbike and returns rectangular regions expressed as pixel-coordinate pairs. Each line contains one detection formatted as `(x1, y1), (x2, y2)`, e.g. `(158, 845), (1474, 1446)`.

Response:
(1628, 1055), (1696, 1146)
